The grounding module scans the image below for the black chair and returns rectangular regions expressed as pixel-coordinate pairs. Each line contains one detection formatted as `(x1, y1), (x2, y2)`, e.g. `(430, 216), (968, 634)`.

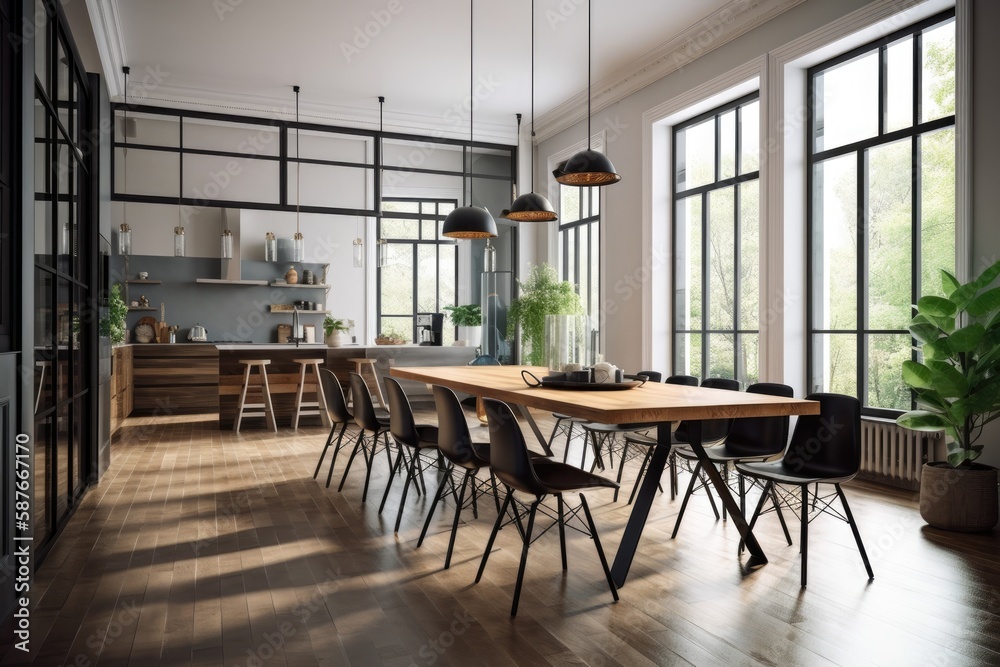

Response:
(476, 398), (619, 617)
(379, 378), (441, 532)
(623, 376), (740, 504)
(736, 393), (874, 586)
(671, 383), (795, 540)
(313, 369), (359, 488)
(417, 385), (502, 568)
(337, 373), (392, 502)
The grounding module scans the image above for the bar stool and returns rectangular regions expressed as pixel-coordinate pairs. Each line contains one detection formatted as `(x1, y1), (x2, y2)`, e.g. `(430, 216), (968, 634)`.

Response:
(347, 358), (387, 411)
(234, 359), (276, 433)
(292, 359), (332, 430)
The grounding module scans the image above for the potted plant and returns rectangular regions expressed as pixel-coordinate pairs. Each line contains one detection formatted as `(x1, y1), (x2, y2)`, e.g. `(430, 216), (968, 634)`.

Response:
(323, 317), (352, 347)
(443, 304), (482, 347)
(100, 283), (128, 346)
(897, 259), (1000, 531)
(375, 326), (407, 345)
(507, 264), (583, 366)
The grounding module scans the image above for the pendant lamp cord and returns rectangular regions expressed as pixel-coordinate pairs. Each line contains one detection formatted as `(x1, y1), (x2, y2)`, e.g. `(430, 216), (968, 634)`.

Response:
(586, 0), (592, 150)
(530, 0), (535, 188)
(468, 0), (474, 208)
(294, 86), (300, 236)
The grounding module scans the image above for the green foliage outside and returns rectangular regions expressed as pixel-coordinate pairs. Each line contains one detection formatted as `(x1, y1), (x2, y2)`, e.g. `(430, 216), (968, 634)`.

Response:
(507, 264), (583, 366)
(897, 261), (1000, 467)
(814, 28), (955, 409)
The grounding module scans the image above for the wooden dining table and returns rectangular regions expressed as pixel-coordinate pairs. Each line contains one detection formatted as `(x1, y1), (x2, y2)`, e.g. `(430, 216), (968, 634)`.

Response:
(389, 365), (820, 587)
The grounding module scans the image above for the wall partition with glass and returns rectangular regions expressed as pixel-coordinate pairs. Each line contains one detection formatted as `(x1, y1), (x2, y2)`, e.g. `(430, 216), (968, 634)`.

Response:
(672, 92), (760, 385)
(33, 0), (98, 557)
(807, 9), (956, 416)
(110, 107), (517, 343)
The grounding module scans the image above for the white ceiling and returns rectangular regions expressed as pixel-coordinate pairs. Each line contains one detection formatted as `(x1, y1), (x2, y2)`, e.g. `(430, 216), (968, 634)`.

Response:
(84, 0), (782, 142)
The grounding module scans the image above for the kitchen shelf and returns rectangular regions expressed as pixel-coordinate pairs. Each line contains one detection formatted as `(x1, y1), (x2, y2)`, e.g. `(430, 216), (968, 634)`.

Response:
(128, 307), (157, 311)
(268, 307), (330, 315)
(126, 279), (162, 284)
(194, 278), (269, 286)
(269, 283), (329, 289)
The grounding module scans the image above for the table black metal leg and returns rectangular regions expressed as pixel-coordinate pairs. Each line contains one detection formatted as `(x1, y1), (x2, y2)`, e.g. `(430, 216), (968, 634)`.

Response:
(611, 422), (672, 587)
(515, 403), (555, 457)
(685, 421), (768, 568)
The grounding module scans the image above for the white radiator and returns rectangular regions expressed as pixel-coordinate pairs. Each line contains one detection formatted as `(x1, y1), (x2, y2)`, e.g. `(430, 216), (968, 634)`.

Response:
(859, 417), (945, 490)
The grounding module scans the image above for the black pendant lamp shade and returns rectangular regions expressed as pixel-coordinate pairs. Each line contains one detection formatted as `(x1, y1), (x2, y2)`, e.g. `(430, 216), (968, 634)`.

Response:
(442, 205), (497, 238)
(502, 0), (558, 222)
(553, 149), (621, 185)
(443, 0), (498, 240)
(501, 191), (558, 221)
(554, 0), (621, 187)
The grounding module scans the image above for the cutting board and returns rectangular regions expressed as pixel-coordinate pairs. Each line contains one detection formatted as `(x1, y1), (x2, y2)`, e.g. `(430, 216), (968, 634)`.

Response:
(277, 324), (292, 344)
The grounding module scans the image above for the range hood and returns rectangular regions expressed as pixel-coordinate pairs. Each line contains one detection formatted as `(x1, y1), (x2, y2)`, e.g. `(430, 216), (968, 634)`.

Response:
(195, 210), (267, 285)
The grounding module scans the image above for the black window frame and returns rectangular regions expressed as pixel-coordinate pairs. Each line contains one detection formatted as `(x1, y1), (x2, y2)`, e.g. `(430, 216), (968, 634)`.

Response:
(670, 92), (761, 384)
(806, 9), (957, 419)
(559, 186), (600, 357)
(377, 197), (459, 343)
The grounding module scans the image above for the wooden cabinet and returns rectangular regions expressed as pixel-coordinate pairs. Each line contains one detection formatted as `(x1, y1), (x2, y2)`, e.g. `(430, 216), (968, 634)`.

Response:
(133, 345), (220, 415)
(110, 345), (133, 434)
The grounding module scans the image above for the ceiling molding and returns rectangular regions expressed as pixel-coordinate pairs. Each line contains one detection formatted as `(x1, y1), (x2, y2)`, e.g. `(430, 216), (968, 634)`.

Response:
(123, 83), (519, 145)
(531, 0), (805, 144)
(86, 0), (127, 98)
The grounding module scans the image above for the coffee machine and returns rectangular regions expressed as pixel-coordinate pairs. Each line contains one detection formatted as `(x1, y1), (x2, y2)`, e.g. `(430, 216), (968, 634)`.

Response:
(416, 313), (444, 346)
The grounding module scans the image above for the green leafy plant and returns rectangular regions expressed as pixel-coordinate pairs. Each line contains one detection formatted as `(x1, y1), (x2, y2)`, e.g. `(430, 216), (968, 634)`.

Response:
(100, 283), (128, 345)
(323, 317), (351, 337)
(507, 264), (583, 366)
(443, 304), (482, 327)
(897, 259), (1000, 467)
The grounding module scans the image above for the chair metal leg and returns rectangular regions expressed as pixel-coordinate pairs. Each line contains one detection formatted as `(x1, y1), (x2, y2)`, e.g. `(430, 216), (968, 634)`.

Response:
(556, 494), (568, 571)
(740, 479), (773, 555)
(444, 470), (473, 569)
(470, 472), (479, 519)
(613, 441), (628, 502)
(417, 467), (452, 549)
(671, 461), (702, 539)
(337, 431), (366, 492)
(393, 446), (422, 533)
(314, 422), (338, 479)
(510, 499), (540, 617)
(476, 488), (513, 584)
(360, 436), (377, 502)
(579, 493), (618, 603)
(771, 485), (793, 545)
(836, 484), (874, 581)
(326, 426), (357, 488)
(488, 468), (501, 513)
(378, 443), (405, 515)
(721, 465), (729, 521)
(800, 484), (809, 587)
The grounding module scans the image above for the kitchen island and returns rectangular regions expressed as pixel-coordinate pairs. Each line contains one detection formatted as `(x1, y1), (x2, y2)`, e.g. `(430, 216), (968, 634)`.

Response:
(123, 342), (478, 429)
(216, 343), (477, 429)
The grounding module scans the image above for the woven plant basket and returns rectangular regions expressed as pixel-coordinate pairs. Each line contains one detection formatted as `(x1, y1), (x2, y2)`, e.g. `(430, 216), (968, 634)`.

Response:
(919, 462), (999, 532)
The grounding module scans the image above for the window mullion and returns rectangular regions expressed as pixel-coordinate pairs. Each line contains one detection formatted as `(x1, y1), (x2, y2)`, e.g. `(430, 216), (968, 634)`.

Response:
(701, 190), (710, 380)
(734, 183), (742, 384)
(858, 148), (869, 406)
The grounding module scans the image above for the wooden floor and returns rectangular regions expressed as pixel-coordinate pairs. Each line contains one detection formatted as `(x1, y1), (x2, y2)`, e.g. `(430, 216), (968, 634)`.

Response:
(2, 405), (999, 666)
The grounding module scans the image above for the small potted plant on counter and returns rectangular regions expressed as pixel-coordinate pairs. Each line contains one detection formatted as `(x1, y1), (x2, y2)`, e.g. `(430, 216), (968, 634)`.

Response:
(323, 317), (352, 347)
(897, 259), (1000, 532)
(443, 304), (482, 348)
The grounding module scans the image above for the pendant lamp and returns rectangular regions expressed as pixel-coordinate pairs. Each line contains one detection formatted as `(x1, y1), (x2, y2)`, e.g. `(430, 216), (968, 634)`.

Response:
(501, 0), (558, 221)
(553, 0), (621, 186)
(292, 85), (305, 261)
(442, 0), (498, 239)
(119, 66), (132, 256)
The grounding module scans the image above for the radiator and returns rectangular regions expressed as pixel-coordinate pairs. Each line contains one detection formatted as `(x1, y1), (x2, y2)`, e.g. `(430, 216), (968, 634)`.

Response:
(858, 417), (945, 490)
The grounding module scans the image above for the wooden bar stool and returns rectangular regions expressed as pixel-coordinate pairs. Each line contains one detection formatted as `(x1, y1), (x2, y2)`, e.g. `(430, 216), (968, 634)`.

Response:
(347, 358), (387, 411)
(234, 359), (276, 433)
(292, 359), (331, 430)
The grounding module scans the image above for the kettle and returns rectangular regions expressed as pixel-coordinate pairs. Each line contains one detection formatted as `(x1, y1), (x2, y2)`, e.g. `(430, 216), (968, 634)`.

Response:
(188, 323), (208, 341)
(592, 361), (622, 384)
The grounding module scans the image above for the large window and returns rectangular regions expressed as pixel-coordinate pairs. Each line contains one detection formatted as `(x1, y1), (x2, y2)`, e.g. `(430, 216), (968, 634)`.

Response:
(808, 11), (956, 416)
(672, 93), (760, 385)
(0, 0), (13, 353)
(559, 186), (600, 357)
(377, 198), (458, 344)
